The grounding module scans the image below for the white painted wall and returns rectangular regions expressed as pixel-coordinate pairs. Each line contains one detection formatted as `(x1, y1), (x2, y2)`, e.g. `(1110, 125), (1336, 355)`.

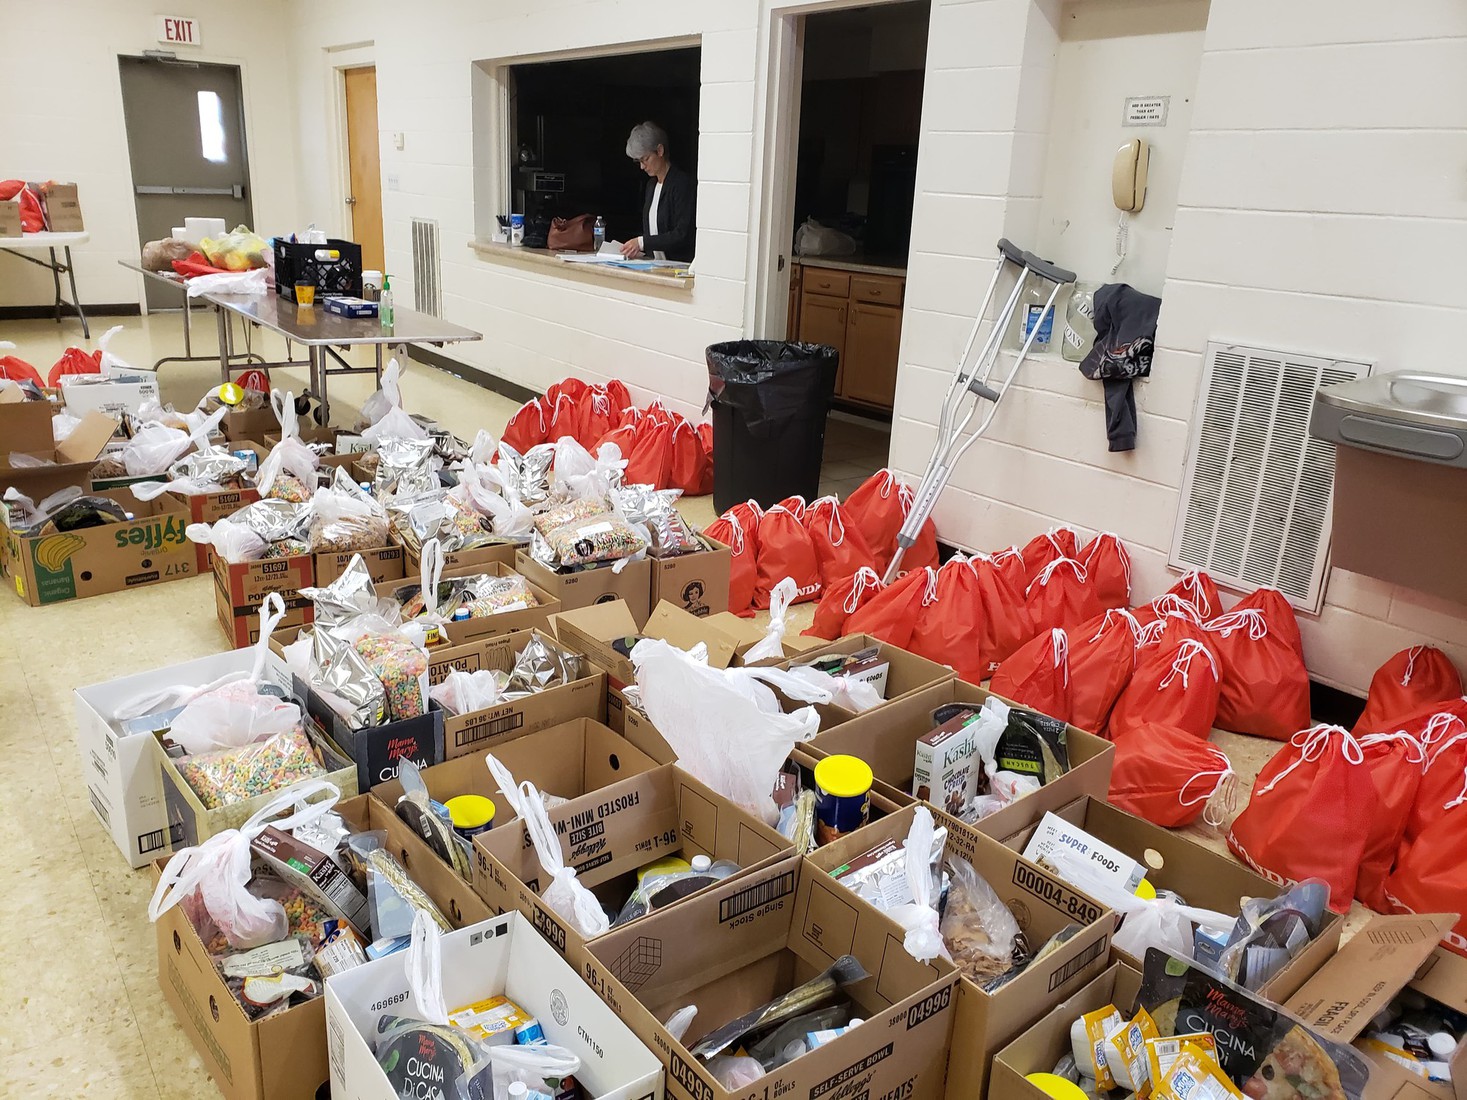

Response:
(0, 0), (300, 312)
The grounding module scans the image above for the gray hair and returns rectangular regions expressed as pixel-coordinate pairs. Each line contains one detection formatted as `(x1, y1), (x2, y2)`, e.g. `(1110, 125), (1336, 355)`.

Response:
(626, 121), (668, 159)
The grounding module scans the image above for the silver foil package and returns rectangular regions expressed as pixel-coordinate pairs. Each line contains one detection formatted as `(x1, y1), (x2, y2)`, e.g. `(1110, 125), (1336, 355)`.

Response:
(373, 437), (438, 499)
(507, 633), (583, 693)
(309, 629), (389, 728)
(300, 555), (382, 631)
(231, 498), (311, 544)
(169, 446), (249, 487)
(615, 484), (700, 557)
(497, 442), (555, 508)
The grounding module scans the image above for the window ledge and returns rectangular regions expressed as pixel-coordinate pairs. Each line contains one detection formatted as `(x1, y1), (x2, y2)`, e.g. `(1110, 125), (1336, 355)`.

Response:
(468, 238), (694, 293)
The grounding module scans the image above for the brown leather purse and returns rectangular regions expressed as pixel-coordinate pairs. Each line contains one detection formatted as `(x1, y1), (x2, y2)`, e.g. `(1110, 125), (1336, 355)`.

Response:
(547, 214), (596, 252)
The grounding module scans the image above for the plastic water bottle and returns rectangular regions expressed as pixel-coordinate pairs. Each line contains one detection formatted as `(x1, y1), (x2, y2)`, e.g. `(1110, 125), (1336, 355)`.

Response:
(593, 215), (606, 251)
(379, 274), (394, 327)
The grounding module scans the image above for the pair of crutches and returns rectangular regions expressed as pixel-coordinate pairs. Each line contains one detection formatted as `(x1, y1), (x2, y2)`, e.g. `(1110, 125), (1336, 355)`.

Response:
(883, 239), (1076, 582)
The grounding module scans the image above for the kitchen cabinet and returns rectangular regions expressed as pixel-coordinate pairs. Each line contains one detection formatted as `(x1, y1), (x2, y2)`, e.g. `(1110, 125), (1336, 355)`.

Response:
(794, 263), (905, 411)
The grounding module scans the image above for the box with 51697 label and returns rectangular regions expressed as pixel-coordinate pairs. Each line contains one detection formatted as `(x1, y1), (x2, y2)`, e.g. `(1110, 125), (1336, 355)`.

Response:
(2, 493), (195, 606)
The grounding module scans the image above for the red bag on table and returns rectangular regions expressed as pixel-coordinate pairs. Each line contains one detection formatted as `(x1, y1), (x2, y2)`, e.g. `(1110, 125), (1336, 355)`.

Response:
(753, 503), (820, 610)
(1021, 526), (1083, 585)
(803, 496), (875, 589)
(0, 354), (43, 386)
(502, 397), (550, 454)
(990, 628), (1072, 722)
(47, 346), (102, 387)
(704, 512), (756, 616)
(1067, 608), (1140, 734)
(1109, 727), (1237, 829)
(1135, 570), (1223, 626)
(804, 566), (884, 641)
(1026, 557), (1106, 634)
(171, 251), (231, 279)
(1205, 589), (1310, 741)
(1080, 531), (1131, 609)
(625, 417), (674, 489)
(909, 556), (988, 684)
(668, 420), (712, 495)
(1107, 637), (1220, 743)
(843, 566), (934, 649)
(989, 546), (1028, 593)
(0, 180), (45, 232)
(966, 553), (1035, 676)
(1353, 646), (1463, 736)
(1353, 731), (1427, 911)
(1227, 725), (1377, 912)
(844, 469), (937, 574)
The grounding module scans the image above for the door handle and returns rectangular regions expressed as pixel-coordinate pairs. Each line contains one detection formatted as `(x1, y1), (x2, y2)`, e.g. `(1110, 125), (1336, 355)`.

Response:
(345, 196), (357, 206)
(135, 184), (246, 199)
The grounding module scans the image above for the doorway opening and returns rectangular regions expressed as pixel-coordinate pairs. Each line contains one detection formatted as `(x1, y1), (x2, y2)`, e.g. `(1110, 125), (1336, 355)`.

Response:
(118, 56), (253, 312)
(343, 66), (384, 274)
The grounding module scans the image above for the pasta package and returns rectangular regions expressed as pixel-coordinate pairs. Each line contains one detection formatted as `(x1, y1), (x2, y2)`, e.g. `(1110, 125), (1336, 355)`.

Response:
(352, 633), (428, 721)
(542, 512), (648, 567)
(174, 727), (326, 809)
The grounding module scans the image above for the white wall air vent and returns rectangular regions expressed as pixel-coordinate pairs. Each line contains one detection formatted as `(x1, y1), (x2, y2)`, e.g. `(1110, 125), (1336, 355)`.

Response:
(410, 217), (442, 317)
(1171, 341), (1372, 613)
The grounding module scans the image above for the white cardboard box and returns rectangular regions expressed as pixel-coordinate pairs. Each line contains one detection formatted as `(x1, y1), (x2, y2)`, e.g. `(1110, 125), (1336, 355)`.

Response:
(60, 372), (161, 417)
(325, 912), (663, 1100)
(73, 648), (293, 867)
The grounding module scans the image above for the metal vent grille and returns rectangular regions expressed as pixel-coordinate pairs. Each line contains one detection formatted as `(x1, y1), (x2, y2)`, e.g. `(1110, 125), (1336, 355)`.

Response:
(410, 217), (441, 316)
(1171, 341), (1372, 613)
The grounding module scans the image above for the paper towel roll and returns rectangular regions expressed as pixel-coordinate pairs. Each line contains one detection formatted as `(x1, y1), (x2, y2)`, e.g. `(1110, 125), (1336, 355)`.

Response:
(184, 216), (227, 242)
(171, 226), (187, 240)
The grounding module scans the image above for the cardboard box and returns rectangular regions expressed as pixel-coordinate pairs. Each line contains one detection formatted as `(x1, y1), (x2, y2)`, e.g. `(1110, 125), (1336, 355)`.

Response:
(809, 679), (1116, 841)
(184, 456), (265, 573)
(73, 646), (293, 867)
(4, 492), (195, 606)
(790, 635), (955, 726)
(313, 543), (405, 588)
(995, 795), (1343, 1001)
(38, 181), (83, 232)
(293, 673), (445, 792)
(807, 802), (1113, 1099)
(703, 608), (830, 666)
(326, 911), (663, 1100)
(431, 629), (605, 759)
(371, 717), (660, 892)
(60, 372), (161, 419)
(154, 794), (494, 1100)
(648, 536), (732, 619)
(214, 551), (315, 648)
(990, 964), (1145, 1099)
(581, 855), (959, 1100)
(401, 533), (521, 576)
(224, 405), (286, 443)
(554, 598), (743, 733)
(0, 199), (20, 237)
(474, 763), (793, 971)
(0, 402), (115, 499)
(515, 547), (654, 622)
(377, 561), (560, 646)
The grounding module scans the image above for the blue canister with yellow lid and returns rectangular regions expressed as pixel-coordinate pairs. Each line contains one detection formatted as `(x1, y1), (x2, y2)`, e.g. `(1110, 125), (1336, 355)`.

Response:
(813, 755), (873, 846)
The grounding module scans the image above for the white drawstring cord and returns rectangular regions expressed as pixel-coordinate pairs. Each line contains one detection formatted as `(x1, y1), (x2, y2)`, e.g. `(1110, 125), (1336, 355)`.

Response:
(1026, 556), (1087, 598)
(1401, 645), (1425, 686)
(1208, 608), (1268, 641)
(1091, 606), (1142, 645)
(1256, 724), (1364, 796)
(1159, 639), (1219, 692)
(719, 512), (746, 556)
(1051, 628), (1070, 686)
(1151, 594), (1203, 624)
(843, 566), (883, 614)
(920, 566), (940, 607)
(1177, 569), (1214, 617)
(1176, 747), (1238, 828)
(1359, 729), (1426, 765)
(1420, 711), (1465, 747)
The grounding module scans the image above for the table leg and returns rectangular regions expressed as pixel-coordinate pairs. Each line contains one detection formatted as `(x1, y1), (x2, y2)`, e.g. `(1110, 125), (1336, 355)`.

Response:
(216, 304), (230, 384)
(63, 247), (89, 339)
(49, 248), (63, 326)
(181, 289), (194, 359)
(375, 343), (383, 386)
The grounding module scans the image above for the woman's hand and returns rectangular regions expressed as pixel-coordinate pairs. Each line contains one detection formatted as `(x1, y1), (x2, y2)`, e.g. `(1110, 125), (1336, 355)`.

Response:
(620, 237), (644, 259)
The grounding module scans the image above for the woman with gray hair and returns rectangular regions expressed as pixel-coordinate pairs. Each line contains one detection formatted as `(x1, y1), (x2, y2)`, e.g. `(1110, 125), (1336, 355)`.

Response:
(621, 121), (696, 262)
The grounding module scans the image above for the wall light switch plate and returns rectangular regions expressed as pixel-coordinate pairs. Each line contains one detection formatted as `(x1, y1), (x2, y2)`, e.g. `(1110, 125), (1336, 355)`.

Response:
(393, 132), (405, 150)
(387, 174), (400, 191)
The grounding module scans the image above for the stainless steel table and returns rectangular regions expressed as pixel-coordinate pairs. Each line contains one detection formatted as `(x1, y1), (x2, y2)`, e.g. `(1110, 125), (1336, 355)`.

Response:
(204, 293), (482, 423)
(118, 260), (268, 371)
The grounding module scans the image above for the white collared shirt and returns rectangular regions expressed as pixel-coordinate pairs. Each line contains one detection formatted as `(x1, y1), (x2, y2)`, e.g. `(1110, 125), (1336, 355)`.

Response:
(648, 182), (666, 260)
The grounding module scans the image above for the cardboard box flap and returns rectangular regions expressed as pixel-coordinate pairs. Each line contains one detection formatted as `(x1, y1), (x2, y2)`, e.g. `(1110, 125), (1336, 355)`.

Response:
(644, 599), (738, 668)
(57, 411), (121, 463)
(1285, 913), (1458, 1042)
(0, 386), (26, 406)
(0, 398), (55, 453)
(554, 600), (639, 643)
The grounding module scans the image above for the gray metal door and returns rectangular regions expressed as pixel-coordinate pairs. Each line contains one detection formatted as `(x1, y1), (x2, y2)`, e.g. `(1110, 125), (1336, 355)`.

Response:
(118, 55), (253, 310)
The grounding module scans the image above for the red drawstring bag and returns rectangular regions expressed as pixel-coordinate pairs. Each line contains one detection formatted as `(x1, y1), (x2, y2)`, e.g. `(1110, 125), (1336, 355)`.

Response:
(0, 181), (45, 232)
(990, 546), (1028, 593)
(697, 422), (713, 463)
(1397, 718), (1467, 862)
(47, 346), (102, 387)
(579, 388), (623, 448)
(726, 498), (764, 535)
(642, 400), (676, 427)
(605, 379), (631, 413)
(1227, 725), (1377, 912)
(844, 566), (934, 649)
(1079, 532), (1131, 608)
(546, 391), (582, 444)
(1134, 604), (1209, 654)
(753, 504), (821, 610)
(1067, 608), (1140, 734)
(803, 496), (875, 588)
(596, 410), (642, 463)
(1135, 570), (1223, 626)
(775, 495), (808, 519)
(990, 628), (1072, 721)
(908, 557), (988, 683)
(0, 354), (43, 386)
(843, 469), (937, 574)
(1021, 526), (1083, 585)
(1353, 646), (1463, 736)
(502, 398), (550, 454)
(1026, 557), (1106, 634)
(1107, 637), (1221, 743)
(668, 421), (713, 495)
(1382, 728), (1467, 952)
(1205, 591), (1310, 741)
(1109, 727), (1237, 829)
(624, 417), (675, 488)
(804, 566), (884, 640)
(968, 553), (1035, 676)
(1353, 731), (1427, 911)
(705, 512), (755, 616)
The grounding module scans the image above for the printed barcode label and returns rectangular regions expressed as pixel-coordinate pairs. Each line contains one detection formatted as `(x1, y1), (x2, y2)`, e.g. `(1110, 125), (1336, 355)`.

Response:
(89, 789), (111, 826)
(719, 870), (797, 923)
(139, 827), (169, 855)
(460, 711), (524, 747)
(1048, 936), (1107, 992)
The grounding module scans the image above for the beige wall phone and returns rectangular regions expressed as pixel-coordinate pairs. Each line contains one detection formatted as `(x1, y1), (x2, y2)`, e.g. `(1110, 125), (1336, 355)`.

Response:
(1111, 138), (1149, 273)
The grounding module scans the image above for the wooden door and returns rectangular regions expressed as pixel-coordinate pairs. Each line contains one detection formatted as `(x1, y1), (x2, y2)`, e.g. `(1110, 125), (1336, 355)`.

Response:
(798, 291), (848, 392)
(787, 264), (803, 341)
(843, 302), (903, 407)
(344, 66), (384, 272)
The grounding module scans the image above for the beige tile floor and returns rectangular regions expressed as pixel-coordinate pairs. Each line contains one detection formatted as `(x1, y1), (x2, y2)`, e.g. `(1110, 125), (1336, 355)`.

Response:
(0, 312), (1354, 1100)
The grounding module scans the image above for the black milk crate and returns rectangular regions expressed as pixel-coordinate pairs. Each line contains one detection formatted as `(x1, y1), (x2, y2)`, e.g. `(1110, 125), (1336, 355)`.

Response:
(274, 237), (364, 302)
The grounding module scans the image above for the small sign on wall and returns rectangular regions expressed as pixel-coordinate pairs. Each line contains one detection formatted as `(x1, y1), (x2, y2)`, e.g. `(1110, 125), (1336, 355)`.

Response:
(156, 15), (201, 47)
(1123, 96), (1169, 127)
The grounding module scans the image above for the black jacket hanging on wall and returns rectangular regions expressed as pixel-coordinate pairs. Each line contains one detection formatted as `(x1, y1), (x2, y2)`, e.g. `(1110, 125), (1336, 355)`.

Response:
(1078, 283), (1162, 452)
(640, 164), (697, 262)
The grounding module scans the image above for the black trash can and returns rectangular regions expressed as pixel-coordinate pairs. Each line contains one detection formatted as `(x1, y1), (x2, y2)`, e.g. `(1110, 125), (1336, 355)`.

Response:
(706, 340), (840, 513)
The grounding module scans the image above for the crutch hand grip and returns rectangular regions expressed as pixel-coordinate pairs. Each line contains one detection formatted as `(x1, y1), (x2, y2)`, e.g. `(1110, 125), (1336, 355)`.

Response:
(1022, 251), (1076, 286)
(996, 238), (1027, 267)
(967, 380), (1001, 402)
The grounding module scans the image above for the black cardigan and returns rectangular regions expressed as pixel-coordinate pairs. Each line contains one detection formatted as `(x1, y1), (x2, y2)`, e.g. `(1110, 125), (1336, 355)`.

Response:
(640, 164), (696, 262)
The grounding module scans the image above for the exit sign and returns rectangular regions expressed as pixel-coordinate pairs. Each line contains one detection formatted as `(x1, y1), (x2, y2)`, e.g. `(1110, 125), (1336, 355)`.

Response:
(156, 15), (201, 47)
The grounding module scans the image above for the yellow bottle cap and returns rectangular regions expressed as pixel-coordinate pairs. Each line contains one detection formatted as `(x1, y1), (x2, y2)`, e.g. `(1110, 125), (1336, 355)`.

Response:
(814, 755), (874, 799)
(445, 794), (495, 830)
(1024, 1073), (1091, 1100)
(1136, 878), (1157, 901)
(637, 857), (692, 882)
(217, 382), (245, 407)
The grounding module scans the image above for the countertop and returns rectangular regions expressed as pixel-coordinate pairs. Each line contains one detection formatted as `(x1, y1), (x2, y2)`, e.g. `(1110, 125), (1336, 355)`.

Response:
(469, 238), (694, 292)
(793, 254), (907, 277)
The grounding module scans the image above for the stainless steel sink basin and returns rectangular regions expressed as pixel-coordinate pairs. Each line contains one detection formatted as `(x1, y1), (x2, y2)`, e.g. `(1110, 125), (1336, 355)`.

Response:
(1312, 371), (1467, 466)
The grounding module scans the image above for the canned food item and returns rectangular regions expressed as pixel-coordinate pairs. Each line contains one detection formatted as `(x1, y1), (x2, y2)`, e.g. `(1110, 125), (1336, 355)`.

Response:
(813, 755), (873, 846)
(445, 794), (496, 840)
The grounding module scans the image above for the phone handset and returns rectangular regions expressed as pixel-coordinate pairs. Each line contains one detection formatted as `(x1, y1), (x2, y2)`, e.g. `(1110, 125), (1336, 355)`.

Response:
(1111, 138), (1150, 274)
